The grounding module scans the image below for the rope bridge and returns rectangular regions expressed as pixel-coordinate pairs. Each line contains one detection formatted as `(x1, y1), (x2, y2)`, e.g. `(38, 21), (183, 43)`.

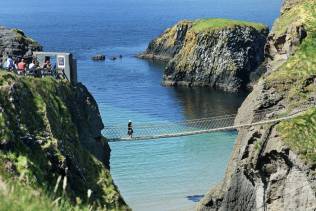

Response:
(104, 107), (307, 142)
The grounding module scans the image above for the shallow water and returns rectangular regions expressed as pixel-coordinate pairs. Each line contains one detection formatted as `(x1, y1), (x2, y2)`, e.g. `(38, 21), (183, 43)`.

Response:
(0, 0), (282, 210)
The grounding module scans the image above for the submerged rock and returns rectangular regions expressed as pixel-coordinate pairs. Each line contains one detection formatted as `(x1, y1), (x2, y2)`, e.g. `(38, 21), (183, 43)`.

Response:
(140, 18), (269, 92)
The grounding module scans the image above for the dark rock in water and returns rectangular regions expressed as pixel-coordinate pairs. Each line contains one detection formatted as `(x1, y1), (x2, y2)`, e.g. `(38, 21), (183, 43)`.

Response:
(186, 195), (204, 202)
(92, 54), (106, 61)
(140, 19), (269, 92)
(0, 26), (42, 59)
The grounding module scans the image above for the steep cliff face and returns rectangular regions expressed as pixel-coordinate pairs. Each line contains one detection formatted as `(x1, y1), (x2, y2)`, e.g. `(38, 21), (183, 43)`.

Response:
(264, 0), (307, 72)
(0, 27), (42, 58)
(0, 73), (129, 210)
(197, 0), (316, 210)
(140, 19), (269, 92)
(139, 20), (193, 61)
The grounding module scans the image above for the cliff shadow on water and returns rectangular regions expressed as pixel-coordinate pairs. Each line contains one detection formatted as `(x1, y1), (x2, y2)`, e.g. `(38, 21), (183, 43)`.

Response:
(139, 57), (249, 120)
(172, 86), (248, 119)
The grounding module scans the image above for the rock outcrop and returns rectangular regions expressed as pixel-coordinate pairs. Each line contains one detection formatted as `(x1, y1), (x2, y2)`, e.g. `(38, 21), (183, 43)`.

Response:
(92, 54), (106, 61)
(140, 19), (269, 92)
(139, 20), (193, 61)
(197, 0), (316, 210)
(0, 73), (129, 210)
(0, 27), (42, 58)
(264, 0), (307, 73)
(0, 26), (129, 210)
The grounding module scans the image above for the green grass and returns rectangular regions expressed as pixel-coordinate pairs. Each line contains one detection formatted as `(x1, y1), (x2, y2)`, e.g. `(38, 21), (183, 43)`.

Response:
(265, 0), (316, 109)
(12, 28), (39, 44)
(264, 0), (316, 164)
(0, 173), (93, 211)
(0, 180), (76, 211)
(267, 1), (316, 82)
(0, 72), (129, 210)
(0, 157), (91, 211)
(191, 18), (267, 32)
(277, 108), (316, 165)
(272, 2), (309, 37)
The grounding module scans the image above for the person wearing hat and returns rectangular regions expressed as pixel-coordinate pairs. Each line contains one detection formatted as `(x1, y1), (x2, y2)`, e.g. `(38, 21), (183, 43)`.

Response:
(127, 120), (133, 138)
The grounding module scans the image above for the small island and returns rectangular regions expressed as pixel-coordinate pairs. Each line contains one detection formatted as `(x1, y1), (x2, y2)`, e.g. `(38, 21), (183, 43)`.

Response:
(139, 18), (269, 92)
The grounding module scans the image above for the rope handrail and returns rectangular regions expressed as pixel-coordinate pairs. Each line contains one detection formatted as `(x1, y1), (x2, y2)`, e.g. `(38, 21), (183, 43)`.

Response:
(103, 106), (288, 129)
(104, 105), (313, 142)
(104, 115), (237, 129)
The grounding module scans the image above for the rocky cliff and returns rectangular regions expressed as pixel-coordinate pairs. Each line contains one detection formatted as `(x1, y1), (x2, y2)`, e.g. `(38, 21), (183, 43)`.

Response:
(197, 0), (316, 210)
(140, 19), (269, 92)
(0, 26), (42, 58)
(0, 26), (129, 210)
(0, 73), (129, 210)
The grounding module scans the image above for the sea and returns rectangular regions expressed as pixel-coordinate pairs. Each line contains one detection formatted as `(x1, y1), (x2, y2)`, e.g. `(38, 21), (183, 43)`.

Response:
(0, 0), (282, 210)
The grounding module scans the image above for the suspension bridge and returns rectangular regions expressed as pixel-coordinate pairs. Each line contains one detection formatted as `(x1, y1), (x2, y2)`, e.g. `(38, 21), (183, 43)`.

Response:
(104, 107), (307, 142)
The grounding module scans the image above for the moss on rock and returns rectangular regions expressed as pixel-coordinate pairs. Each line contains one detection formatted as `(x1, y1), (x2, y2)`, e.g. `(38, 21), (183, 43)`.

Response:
(140, 18), (268, 92)
(197, 1), (316, 210)
(0, 73), (129, 210)
(277, 108), (316, 165)
(191, 18), (267, 32)
(0, 26), (42, 58)
(262, 0), (316, 164)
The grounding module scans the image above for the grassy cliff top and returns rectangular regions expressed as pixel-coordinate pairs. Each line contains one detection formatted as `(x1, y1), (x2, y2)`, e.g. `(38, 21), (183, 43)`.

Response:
(191, 18), (267, 32)
(266, 0), (316, 95)
(0, 73), (129, 210)
(272, 0), (312, 36)
(265, 0), (316, 165)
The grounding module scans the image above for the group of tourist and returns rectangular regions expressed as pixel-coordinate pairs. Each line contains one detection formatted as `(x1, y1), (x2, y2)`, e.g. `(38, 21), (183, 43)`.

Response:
(0, 55), (53, 76)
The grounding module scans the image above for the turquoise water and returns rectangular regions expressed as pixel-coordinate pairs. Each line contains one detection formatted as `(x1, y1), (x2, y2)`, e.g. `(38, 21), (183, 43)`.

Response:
(0, 0), (282, 210)
(110, 133), (236, 210)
